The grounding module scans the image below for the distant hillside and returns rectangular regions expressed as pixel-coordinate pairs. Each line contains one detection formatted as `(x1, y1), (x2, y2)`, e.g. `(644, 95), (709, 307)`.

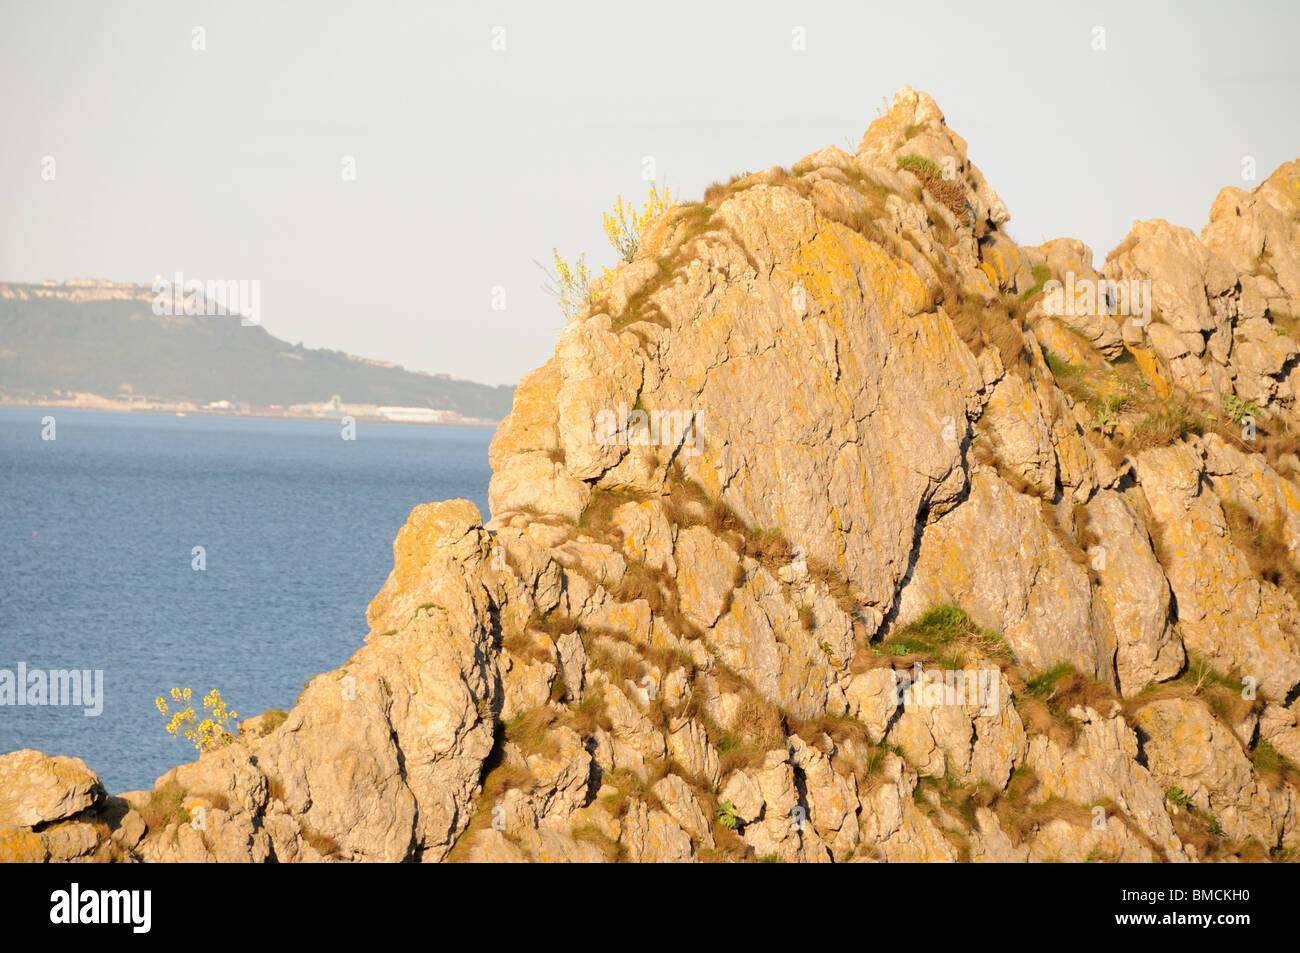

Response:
(0, 282), (514, 420)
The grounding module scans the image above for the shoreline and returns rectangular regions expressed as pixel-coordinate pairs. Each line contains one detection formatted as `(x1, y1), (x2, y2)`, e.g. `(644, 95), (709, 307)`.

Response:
(0, 398), (501, 428)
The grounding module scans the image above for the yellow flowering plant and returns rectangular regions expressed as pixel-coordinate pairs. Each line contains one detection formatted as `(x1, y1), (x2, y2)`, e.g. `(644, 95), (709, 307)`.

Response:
(540, 183), (675, 320)
(539, 248), (596, 320)
(602, 184), (673, 263)
(155, 686), (238, 752)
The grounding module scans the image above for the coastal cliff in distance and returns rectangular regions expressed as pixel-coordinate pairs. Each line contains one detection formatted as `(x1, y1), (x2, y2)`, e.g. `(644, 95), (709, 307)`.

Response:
(5, 86), (1300, 862)
(0, 280), (515, 422)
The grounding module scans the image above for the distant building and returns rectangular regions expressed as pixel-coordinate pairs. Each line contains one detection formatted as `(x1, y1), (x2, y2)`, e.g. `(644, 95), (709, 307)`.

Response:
(377, 406), (446, 423)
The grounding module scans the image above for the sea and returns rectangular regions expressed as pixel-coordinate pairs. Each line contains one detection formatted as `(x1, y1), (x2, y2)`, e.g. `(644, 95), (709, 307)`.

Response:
(0, 407), (493, 793)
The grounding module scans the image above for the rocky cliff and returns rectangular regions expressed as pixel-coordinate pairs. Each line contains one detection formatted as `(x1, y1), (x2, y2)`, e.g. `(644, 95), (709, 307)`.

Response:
(6, 86), (1300, 863)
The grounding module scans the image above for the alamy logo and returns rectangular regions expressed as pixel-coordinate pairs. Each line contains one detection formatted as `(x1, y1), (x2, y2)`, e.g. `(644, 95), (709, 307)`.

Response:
(0, 662), (103, 716)
(892, 662), (1000, 716)
(152, 271), (261, 326)
(49, 883), (150, 933)
(594, 403), (704, 457)
(1041, 271), (1152, 328)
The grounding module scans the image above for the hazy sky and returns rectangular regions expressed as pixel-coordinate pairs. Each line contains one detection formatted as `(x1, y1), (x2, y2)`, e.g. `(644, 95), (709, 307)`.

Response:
(2, 1), (1297, 387)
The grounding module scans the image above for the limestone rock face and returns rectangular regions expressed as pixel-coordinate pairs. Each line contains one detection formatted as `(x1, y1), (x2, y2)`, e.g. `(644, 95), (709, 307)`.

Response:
(1134, 698), (1294, 847)
(1134, 442), (1300, 701)
(1085, 490), (1183, 695)
(884, 664), (1026, 788)
(897, 469), (1112, 683)
(1104, 220), (1236, 337)
(1095, 159), (1300, 425)
(711, 565), (847, 719)
(845, 668), (899, 741)
(858, 85), (1009, 236)
(614, 500), (677, 573)
(1027, 707), (1184, 859)
(0, 751), (102, 830)
(982, 374), (1059, 495)
(1261, 703), (1300, 766)
(1030, 817), (1157, 863)
(674, 526), (738, 629)
(1201, 161), (1300, 310)
(626, 180), (985, 631)
(8, 86), (1300, 864)
(857, 754), (957, 862)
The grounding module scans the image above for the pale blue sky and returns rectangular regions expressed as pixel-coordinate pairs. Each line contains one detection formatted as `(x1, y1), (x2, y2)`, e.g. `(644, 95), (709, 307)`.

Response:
(2, 0), (1297, 386)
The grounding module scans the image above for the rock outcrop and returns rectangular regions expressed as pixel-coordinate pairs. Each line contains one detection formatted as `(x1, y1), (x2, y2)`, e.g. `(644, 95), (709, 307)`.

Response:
(6, 86), (1300, 863)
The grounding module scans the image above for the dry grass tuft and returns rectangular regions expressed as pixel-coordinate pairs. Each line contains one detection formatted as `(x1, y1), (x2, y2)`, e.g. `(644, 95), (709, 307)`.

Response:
(882, 604), (1013, 671)
(257, 709), (288, 736)
(504, 706), (563, 758)
(139, 782), (189, 832)
(1250, 739), (1300, 791)
(896, 154), (966, 220)
(1011, 663), (1118, 747)
(713, 690), (789, 776)
(1223, 502), (1300, 606)
(938, 277), (1032, 375)
(560, 686), (612, 736)
(571, 823), (622, 862)
(300, 824), (343, 859)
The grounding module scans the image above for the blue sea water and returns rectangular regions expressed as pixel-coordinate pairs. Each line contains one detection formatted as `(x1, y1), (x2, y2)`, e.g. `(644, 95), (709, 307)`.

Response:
(0, 407), (493, 793)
